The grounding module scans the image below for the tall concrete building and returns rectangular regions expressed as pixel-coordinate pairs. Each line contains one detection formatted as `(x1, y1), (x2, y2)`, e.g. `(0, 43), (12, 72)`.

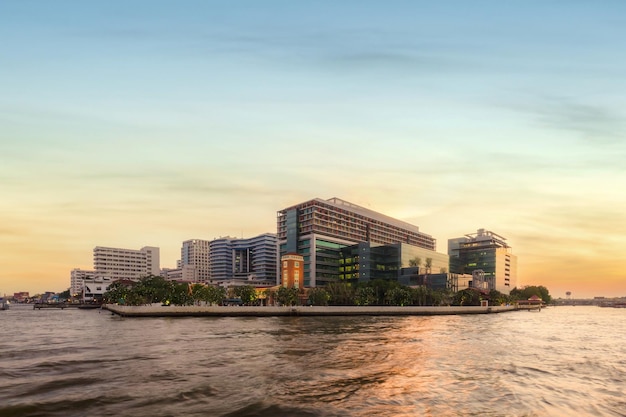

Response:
(180, 239), (211, 283)
(209, 233), (278, 284)
(93, 246), (160, 281)
(448, 229), (518, 294)
(277, 197), (437, 287)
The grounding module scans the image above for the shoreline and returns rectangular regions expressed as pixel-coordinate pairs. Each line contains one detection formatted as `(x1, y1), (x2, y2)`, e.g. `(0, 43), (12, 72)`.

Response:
(103, 304), (533, 317)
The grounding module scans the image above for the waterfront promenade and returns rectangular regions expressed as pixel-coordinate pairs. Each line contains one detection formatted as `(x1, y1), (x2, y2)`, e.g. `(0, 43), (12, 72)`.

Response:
(103, 304), (530, 317)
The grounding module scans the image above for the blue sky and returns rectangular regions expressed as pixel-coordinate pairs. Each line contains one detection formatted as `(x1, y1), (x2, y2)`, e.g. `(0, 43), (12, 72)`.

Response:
(1, 0), (625, 297)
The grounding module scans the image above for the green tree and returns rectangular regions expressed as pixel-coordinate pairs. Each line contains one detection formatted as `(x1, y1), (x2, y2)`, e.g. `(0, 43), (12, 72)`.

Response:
(308, 288), (330, 306)
(325, 282), (355, 305)
(276, 286), (299, 306)
(204, 286), (226, 305)
(362, 279), (399, 305)
(410, 286), (429, 306)
(387, 287), (411, 306)
(424, 257), (433, 287)
(408, 256), (422, 271)
(168, 283), (194, 306)
(190, 284), (208, 305)
(510, 285), (552, 304)
(104, 281), (134, 304)
(452, 288), (482, 306)
(134, 275), (173, 304)
(488, 289), (509, 306)
(234, 285), (258, 305)
(354, 286), (375, 306)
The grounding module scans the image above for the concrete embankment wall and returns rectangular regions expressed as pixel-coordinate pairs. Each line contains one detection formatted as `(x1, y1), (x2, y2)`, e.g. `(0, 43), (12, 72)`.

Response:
(103, 304), (524, 318)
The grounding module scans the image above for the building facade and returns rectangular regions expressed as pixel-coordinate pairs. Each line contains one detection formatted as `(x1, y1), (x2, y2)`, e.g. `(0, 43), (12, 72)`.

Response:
(277, 197), (438, 287)
(448, 229), (518, 294)
(281, 253), (304, 289)
(339, 242), (450, 285)
(209, 233), (278, 284)
(82, 277), (113, 302)
(180, 239), (211, 283)
(93, 246), (160, 281)
(70, 268), (98, 296)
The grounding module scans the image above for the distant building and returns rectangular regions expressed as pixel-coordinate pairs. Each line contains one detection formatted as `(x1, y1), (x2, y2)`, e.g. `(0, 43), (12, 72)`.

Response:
(448, 229), (518, 294)
(82, 277), (113, 302)
(160, 265), (197, 282)
(277, 197), (437, 287)
(180, 239), (211, 283)
(12, 292), (29, 302)
(281, 253), (304, 289)
(209, 233), (278, 284)
(70, 269), (98, 296)
(93, 246), (160, 281)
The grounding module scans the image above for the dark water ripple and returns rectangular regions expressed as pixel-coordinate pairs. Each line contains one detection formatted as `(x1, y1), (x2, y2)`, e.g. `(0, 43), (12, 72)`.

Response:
(1, 305), (625, 417)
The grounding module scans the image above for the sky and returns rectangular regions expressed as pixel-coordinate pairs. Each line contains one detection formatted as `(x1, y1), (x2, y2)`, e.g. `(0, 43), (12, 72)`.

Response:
(1, 0), (625, 299)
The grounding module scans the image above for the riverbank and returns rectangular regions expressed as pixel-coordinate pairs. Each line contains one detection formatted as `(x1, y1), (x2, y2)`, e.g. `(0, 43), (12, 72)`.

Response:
(103, 304), (532, 317)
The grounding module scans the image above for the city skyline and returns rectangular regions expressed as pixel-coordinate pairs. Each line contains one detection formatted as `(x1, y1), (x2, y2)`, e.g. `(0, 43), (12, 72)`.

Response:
(2, 1), (625, 298)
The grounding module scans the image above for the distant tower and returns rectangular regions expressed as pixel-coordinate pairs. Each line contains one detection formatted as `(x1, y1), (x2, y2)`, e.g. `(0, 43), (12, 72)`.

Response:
(566, 291), (572, 300)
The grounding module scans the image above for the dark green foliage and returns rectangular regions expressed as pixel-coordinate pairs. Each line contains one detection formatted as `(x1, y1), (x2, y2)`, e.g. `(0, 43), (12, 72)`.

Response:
(307, 288), (330, 306)
(325, 282), (355, 305)
(354, 287), (375, 306)
(276, 286), (299, 306)
(452, 288), (482, 306)
(234, 285), (258, 306)
(510, 286), (552, 304)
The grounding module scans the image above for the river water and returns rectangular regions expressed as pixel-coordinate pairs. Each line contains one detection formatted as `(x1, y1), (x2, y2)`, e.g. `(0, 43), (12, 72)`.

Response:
(1, 305), (624, 417)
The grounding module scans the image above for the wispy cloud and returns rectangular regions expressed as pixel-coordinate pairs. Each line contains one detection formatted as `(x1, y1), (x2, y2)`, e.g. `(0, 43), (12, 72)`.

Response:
(517, 96), (626, 145)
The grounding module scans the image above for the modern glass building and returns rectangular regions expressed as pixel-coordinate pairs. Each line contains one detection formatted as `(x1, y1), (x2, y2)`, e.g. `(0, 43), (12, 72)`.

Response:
(448, 229), (518, 294)
(277, 197), (438, 287)
(339, 242), (450, 286)
(209, 233), (278, 283)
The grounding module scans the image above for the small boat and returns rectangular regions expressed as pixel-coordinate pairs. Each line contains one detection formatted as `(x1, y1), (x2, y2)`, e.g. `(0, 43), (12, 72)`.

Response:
(0, 298), (9, 311)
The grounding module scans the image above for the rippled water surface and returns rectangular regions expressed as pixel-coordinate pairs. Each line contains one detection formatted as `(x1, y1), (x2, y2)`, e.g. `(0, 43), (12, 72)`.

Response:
(1, 305), (625, 417)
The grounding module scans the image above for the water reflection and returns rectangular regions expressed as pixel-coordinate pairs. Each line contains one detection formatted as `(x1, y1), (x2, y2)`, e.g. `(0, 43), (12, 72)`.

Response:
(0, 307), (625, 416)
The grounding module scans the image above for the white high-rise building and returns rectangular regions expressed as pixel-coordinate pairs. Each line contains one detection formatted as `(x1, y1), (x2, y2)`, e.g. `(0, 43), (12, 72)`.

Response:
(93, 246), (160, 281)
(180, 239), (211, 283)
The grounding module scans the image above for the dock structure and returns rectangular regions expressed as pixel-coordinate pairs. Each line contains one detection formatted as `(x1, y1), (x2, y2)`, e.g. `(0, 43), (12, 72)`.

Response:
(102, 304), (537, 318)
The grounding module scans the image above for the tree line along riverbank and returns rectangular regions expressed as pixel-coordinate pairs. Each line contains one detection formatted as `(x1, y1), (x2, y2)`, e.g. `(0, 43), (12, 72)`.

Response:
(102, 275), (551, 309)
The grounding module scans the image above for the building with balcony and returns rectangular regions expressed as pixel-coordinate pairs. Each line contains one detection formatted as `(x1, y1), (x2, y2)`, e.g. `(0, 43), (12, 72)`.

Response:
(448, 229), (517, 294)
(93, 246), (160, 281)
(277, 197), (438, 287)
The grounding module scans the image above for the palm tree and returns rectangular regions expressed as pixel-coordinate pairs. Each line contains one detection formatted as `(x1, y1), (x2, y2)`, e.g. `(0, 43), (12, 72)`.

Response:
(424, 257), (432, 287)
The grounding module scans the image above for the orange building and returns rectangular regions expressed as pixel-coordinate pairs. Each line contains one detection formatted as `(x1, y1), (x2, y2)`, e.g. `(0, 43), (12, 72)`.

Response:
(281, 253), (304, 289)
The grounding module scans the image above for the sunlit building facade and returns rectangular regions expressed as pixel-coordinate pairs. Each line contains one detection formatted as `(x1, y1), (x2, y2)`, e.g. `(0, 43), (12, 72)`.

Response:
(93, 246), (160, 281)
(448, 229), (518, 294)
(277, 197), (438, 287)
(281, 253), (304, 289)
